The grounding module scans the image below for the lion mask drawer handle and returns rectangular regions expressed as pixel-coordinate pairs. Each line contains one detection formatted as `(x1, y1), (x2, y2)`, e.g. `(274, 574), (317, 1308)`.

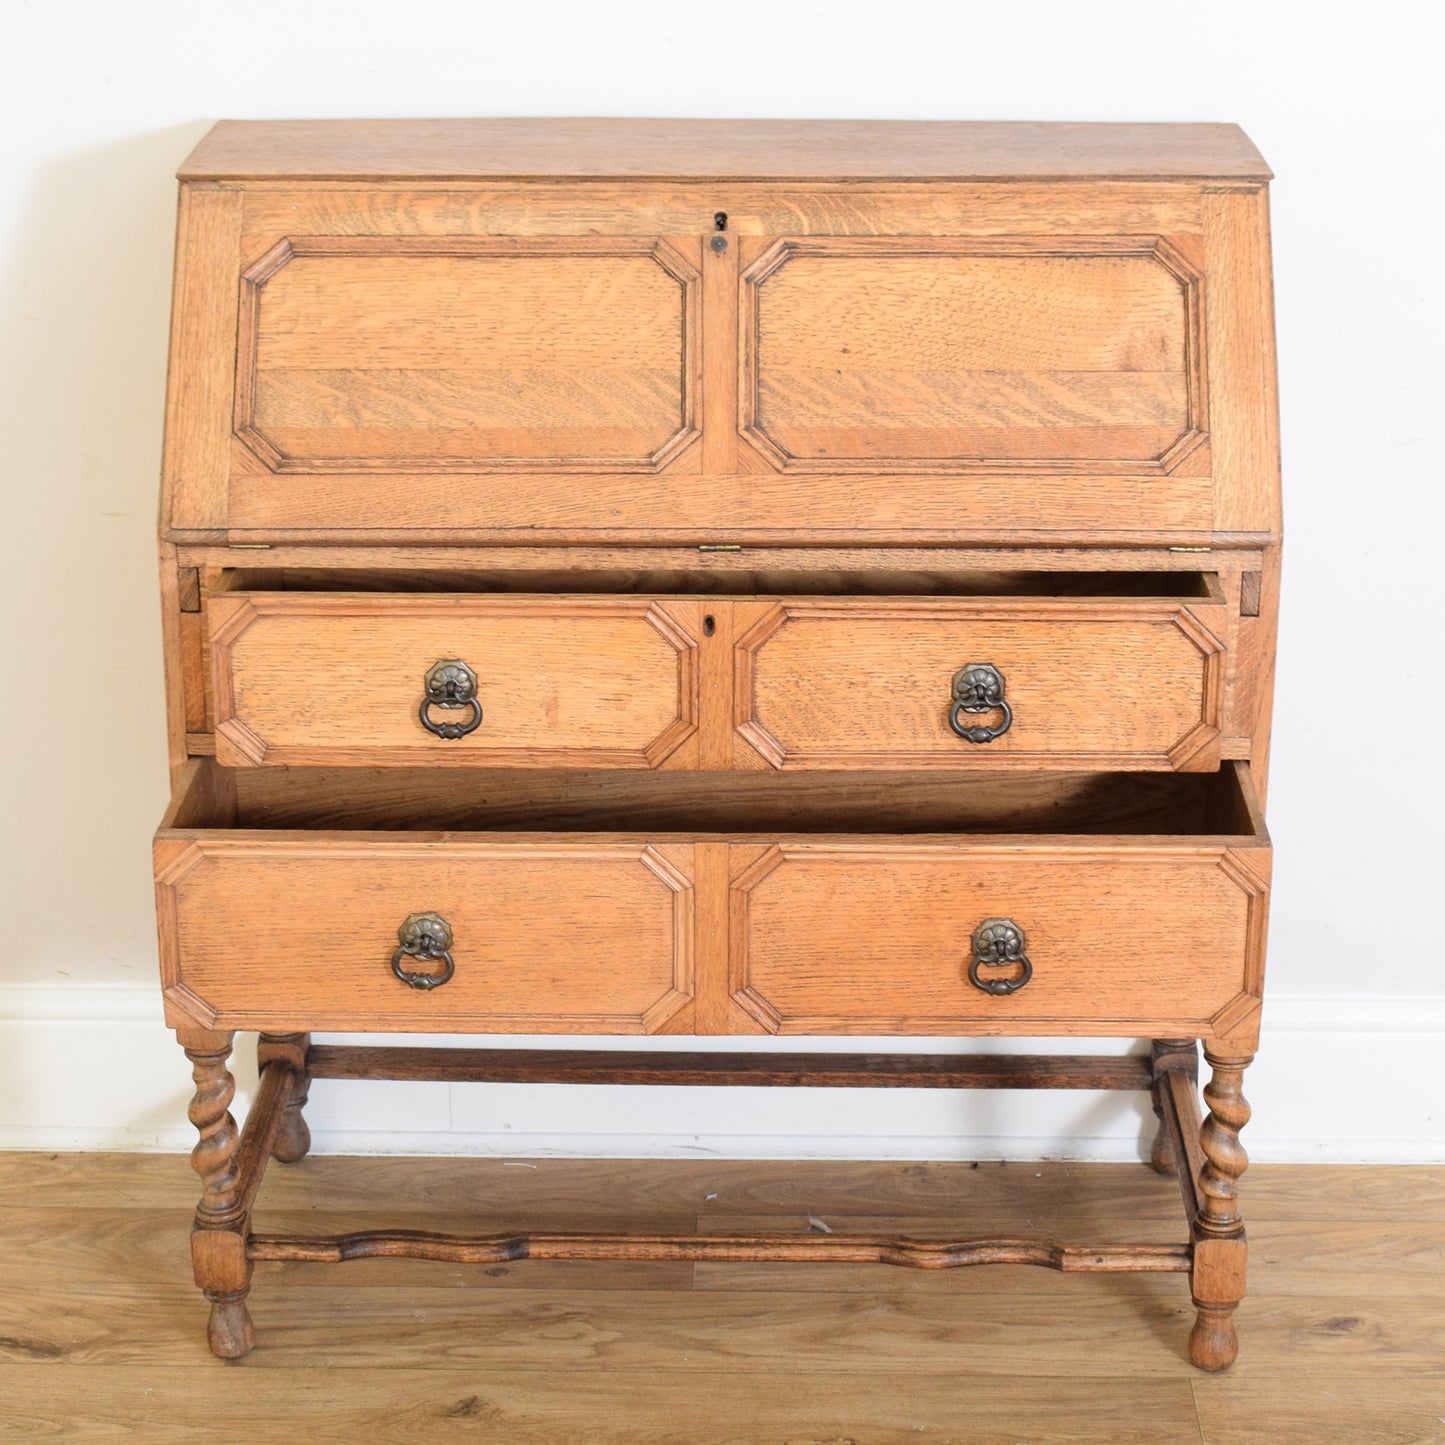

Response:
(949, 663), (1012, 743)
(391, 911), (456, 990)
(419, 659), (483, 740)
(968, 918), (1032, 996)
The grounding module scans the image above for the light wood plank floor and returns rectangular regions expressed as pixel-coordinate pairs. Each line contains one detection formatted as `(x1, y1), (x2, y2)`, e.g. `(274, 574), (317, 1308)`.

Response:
(0, 1154), (1441, 1442)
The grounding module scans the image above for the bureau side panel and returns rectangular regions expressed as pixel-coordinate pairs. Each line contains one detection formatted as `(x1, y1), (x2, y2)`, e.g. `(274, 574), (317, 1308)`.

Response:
(162, 185), (243, 536)
(1205, 187), (1281, 537)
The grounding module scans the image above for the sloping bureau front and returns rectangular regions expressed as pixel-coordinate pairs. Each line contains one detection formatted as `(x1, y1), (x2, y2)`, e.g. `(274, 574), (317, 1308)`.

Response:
(163, 127), (1276, 547)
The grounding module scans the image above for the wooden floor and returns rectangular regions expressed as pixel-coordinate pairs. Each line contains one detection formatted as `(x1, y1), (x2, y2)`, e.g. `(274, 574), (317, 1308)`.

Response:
(0, 1154), (1441, 1442)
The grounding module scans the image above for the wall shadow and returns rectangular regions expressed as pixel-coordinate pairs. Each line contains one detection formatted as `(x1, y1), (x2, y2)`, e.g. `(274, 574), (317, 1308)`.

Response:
(0, 122), (212, 988)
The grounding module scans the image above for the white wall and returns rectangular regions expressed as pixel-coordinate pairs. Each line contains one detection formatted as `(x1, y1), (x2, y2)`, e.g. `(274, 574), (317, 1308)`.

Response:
(2, 0), (1441, 1160)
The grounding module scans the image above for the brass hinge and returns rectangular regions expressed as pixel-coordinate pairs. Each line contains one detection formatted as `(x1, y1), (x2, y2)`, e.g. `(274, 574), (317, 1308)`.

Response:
(697, 544), (742, 553)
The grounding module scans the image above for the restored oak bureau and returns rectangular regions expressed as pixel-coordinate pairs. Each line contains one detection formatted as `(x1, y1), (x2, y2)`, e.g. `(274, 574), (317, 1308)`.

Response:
(153, 119), (1280, 1367)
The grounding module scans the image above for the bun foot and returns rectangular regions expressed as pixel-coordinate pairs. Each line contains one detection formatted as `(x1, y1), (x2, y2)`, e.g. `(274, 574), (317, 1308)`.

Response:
(271, 1108), (311, 1163)
(207, 1292), (255, 1359)
(1188, 1305), (1238, 1371)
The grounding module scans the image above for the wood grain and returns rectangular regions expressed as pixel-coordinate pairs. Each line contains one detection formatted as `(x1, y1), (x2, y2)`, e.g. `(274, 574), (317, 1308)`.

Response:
(155, 761), (1265, 1038)
(222, 456), (1219, 542)
(161, 185), (242, 535)
(239, 181), (1210, 244)
(206, 593), (700, 768)
(742, 236), (1204, 478)
(306, 1044), (1153, 1090)
(157, 839), (695, 1034)
(12, 1156), (1431, 1226)
(234, 237), (699, 474)
(159, 126), (1278, 547)
(247, 1227), (1189, 1272)
(0, 1363), (1209, 1443)
(208, 759), (1263, 837)
(729, 842), (1265, 1037)
(179, 118), (1272, 181)
(732, 595), (1226, 771)
(5, 1278), (1438, 1377)
(1205, 188), (1282, 537)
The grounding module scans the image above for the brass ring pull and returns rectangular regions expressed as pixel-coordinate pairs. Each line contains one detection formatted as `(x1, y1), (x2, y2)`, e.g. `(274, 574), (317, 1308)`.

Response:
(949, 663), (1012, 743)
(967, 918), (1032, 996)
(391, 912), (455, 991)
(419, 659), (483, 740)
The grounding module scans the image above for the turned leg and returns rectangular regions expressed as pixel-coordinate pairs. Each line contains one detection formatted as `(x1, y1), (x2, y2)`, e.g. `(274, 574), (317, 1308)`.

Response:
(1148, 1039), (1197, 1175)
(179, 1028), (254, 1359)
(258, 1033), (312, 1163)
(1188, 1047), (1253, 1371)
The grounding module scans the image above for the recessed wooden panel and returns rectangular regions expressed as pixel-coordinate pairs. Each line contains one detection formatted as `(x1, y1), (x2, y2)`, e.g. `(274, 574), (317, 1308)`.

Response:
(157, 838), (693, 1033)
(730, 843), (1268, 1036)
(234, 236), (700, 474)
(733, 597), (1225, 771)
(741, 237), (1206, 476)
(208, 594), (698, 768)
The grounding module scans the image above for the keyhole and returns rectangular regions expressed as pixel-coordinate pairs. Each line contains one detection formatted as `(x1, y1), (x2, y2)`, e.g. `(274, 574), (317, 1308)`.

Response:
(703, 614), (716, 637)
(713, 212), (728, 231)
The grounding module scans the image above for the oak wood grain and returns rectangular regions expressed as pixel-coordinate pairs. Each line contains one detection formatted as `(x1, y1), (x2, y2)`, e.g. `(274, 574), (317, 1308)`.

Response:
(179, 118), (1271, 182)
(742, 236), (1204, 479)
(161, 186), (242, 535)
(215, 759), (1261, 836)
(729, 842), (1265, 1037)
(5, 1280), (1436, 1377)
(234, 236), (699, 475)
(7, 1157), (1430, 1227)
(0, 1363), (1209, 1443)
(240, 180), (1210, 244)
(157, 839), (696, 1034)
(732, 595), (1226, 771)
(207, 593), (700, 769)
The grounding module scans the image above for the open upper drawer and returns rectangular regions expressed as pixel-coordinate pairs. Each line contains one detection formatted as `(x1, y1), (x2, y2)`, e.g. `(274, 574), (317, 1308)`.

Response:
(162, 178), (1278, 546)
(202, 573), (1228, 771)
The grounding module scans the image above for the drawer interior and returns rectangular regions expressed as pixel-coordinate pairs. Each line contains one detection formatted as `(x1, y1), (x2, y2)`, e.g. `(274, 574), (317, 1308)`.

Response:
(164, 760), (1266, 840)
(210, 567), (1222, 600)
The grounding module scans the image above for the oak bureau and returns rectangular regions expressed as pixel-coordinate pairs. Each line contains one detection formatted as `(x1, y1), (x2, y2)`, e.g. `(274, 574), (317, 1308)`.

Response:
(153, 119), (1280, 1367)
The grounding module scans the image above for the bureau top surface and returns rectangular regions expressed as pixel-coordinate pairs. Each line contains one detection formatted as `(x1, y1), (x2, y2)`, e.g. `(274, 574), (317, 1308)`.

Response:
(178, 118), (1271, 183)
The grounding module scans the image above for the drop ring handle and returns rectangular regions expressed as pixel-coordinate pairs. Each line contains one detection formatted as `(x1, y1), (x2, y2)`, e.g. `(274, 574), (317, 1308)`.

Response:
(391, 911), (456, 991)
(419, 659), (483, 740)
(967, 918), (1032, 996)
(949, 663), (1012, 744)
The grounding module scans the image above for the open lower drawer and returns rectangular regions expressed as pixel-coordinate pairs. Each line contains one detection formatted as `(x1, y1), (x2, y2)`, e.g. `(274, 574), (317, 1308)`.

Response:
(155, 761), (1269, 1042)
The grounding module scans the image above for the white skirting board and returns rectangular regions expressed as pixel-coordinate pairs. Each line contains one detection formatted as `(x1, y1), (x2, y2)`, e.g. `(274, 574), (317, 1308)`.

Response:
(0, 985), (1438, 1162)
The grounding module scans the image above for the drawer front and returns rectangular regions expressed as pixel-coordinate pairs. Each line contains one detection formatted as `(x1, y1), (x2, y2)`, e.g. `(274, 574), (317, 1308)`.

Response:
(208, 594), (699, 767)
(156, 838), (694, 1033)
(733, 598), (1225, 770)
(729, 843), (1269, 1037)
